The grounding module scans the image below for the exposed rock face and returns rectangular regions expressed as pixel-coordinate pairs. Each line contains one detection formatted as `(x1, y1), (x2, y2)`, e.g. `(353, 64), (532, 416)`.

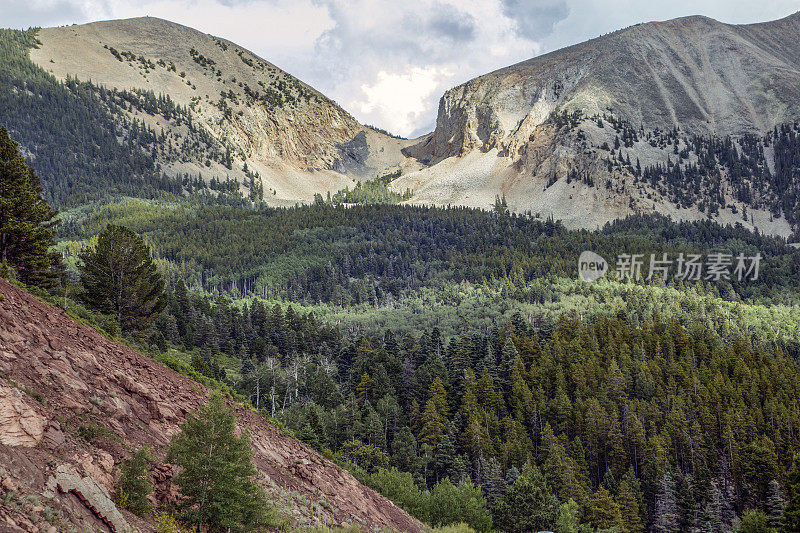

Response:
(397, 12), (800, 237)
(0, 382), (47, 447)
(47, 465), (132, 533)
(0, 279), (422, 532)
(425, 13), (800, 159)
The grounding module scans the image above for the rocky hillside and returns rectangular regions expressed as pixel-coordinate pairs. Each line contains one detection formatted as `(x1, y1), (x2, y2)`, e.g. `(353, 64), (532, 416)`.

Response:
(395, 12), (800, 237)
(0, 278), (421, 532)
(1, 18), (414, 206)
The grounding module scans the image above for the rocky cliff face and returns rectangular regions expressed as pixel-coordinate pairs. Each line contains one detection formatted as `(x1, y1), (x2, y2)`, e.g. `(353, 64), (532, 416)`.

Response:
(0, 279), (421, 532)
(397, 12), (800, 237)
(422, 12), (800, 159)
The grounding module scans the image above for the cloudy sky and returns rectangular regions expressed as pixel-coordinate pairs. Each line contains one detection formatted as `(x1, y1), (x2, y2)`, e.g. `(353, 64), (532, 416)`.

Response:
(3, 0), (799, 137)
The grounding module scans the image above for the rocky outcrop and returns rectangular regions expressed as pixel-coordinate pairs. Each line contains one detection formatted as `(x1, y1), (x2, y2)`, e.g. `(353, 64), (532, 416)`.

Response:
(0, 382), (47, 447)
(46, 465), (133, 533)
(0, 279), (422, 532)
(425, 12), (800, 160)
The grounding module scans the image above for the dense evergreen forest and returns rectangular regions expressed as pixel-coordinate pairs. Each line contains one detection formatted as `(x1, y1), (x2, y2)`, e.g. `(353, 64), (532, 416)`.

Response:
(126, 276), (800, 532)
(58, 200), (800, 306)
(53, 198), (800, 532)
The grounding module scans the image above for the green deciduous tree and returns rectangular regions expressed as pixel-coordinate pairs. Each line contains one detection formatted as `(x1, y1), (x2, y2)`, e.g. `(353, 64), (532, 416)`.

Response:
(0, 126), (59, 286)
(555, 498), (593, 533)
(116, 445), (153, 516)
(427, 478), (492, 532)
(166, 393), (274, 532)
(78, 224), (165, 332)
(736, 509), (768, 533)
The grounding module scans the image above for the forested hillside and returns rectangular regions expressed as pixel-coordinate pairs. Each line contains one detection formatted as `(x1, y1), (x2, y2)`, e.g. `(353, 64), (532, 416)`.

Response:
(45, 194), (800, 532)
(0, 29), (178, 205)
(119, 261), (800, 533)
(58, 200), (800, 305)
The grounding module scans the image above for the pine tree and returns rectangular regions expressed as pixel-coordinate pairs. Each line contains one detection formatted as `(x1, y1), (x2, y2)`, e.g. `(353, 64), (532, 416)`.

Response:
(786, 454), (800, 532)
(493, 463), (559, 533)
(765, 479), (785, 531)
(433, 433), (456, 483)
(481, 456), (506, 509)
(476, 345), (498, 382)
(450, 454), (469, 484)
(653, 472), (681, 533)
(116, 445), (153, 516)
(677, 473), (698, 532)
(363, 405), (386, 449)
(505, 466), (521, 487)
(166, 393), (274, 532)
(0, 126), (59, 286)
(78, 224), (165, 332)
(419, 399), (444, 446)
(586, 485), (623, 530)
(392, 426), (419, 472)
(618, 479), (645, 533)
(428, 376), (450, 419)
(355, 372), (373, 406)
(498, 338), (518, 391)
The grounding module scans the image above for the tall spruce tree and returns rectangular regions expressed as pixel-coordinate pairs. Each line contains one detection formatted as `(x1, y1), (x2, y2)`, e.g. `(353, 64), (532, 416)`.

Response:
(786, 454), (800, 532)
(653, 472), (681, 533)
(493, 463), (559, 533)
(0, 127), (59, 286)
(166, 393), (273, 532)
(78, 224), (165, 332)
(765, 479), (785, 531)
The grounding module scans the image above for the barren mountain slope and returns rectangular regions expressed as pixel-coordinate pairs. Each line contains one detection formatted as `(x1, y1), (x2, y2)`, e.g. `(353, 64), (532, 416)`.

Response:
(29, 17), (413, 203)
(395, 12), (800, 236)
(0, 279), (422, 532)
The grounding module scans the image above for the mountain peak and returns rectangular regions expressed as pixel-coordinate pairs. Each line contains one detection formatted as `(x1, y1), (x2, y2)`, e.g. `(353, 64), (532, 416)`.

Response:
(395, 11), (800, 236)
(27, 17), (413, 204)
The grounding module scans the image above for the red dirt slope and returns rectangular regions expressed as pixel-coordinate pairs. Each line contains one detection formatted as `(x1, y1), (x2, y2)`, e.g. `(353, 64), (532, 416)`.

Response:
(0, 278), (421, 532)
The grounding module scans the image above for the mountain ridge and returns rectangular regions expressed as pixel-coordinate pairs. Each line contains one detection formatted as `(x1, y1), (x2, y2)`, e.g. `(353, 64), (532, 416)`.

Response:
(24, 17), (417, 204)
(4, 12), (800, 234)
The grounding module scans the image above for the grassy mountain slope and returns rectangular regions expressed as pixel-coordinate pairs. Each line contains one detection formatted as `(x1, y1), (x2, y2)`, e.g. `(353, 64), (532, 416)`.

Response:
(0, 19), (415, 208)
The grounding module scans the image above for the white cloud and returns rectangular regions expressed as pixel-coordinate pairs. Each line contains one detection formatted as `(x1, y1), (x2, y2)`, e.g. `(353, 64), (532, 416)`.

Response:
(354, 66), (453, 136)
(306, 0), (542, 136)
